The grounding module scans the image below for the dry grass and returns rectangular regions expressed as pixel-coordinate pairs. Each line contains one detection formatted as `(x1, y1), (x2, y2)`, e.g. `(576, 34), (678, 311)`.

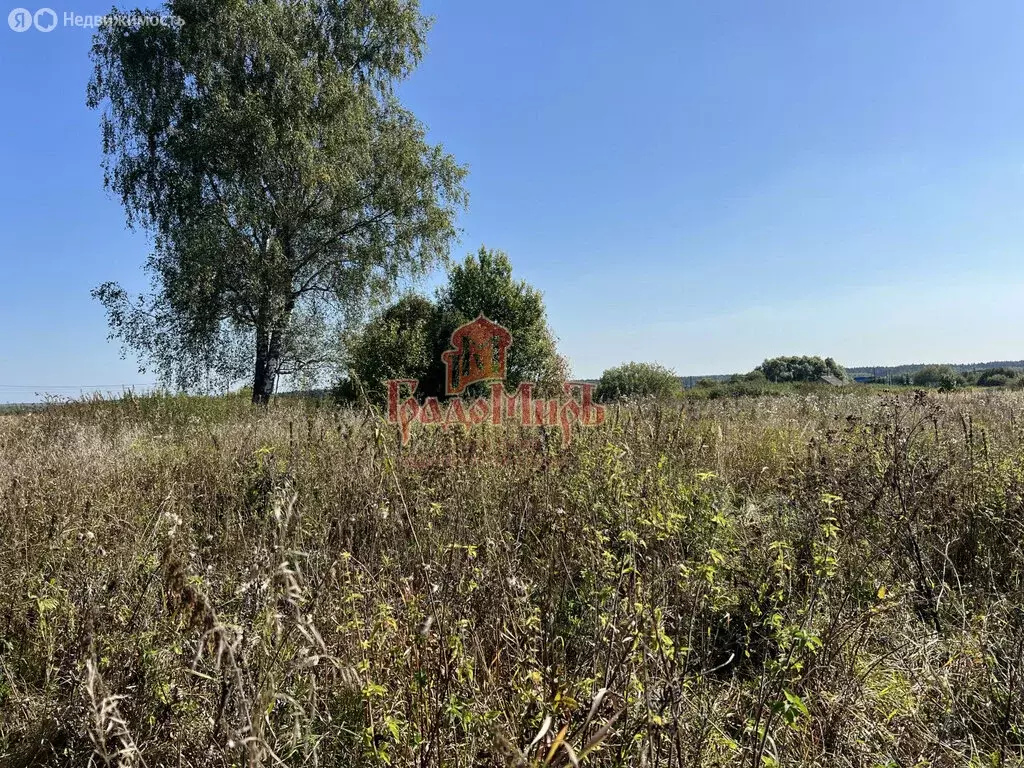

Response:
(1, 389), (1023, 766)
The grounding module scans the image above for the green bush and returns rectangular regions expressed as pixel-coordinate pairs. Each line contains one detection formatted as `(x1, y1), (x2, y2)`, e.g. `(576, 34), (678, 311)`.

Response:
(336, 294), (439, 405)
(913, 365), (962, 388)
(596, 361), (680, 401)
(338, 248), (566, 404)
(979, 374), (1010, 388)
(756, 355), (847, 383)
(976, 368), (1019, 387)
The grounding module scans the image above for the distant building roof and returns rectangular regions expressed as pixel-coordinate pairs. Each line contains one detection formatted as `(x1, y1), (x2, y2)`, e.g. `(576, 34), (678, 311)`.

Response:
(820, 375), (846, 386)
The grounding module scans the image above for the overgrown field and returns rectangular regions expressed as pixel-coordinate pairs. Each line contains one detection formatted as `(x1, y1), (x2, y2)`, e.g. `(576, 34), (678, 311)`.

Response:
(2, 390), (1024, 767)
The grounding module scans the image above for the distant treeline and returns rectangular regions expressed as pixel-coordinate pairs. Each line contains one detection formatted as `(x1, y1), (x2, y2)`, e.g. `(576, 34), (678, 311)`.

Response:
(674, 361), (1024, 389)
(845, 360), (1024, 377)
(0, 403), (46, 414)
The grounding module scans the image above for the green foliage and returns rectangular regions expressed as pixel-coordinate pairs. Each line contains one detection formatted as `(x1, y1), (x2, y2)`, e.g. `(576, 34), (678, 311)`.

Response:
(975, 368), (1020, 387)
(436, 247), (567, 393)
(737, 369), (768, 383)
(690, 376), (785, 399)
(847, 360), (1024, 382)
(862, 366), (1021, 390)
(338, 247), (566, 403)
(912, 365), (963, 388)
(336, 294), (439, 404)
(88, 0), (467, 402)
(756, 356), (847, 383)
(595, 361), (680, 401)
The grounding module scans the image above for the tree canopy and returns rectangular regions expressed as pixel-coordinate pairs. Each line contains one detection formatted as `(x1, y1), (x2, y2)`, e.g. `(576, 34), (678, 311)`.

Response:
(756, 356), (847, 383)
(595, 362), (680, 402)
(88, 0), (467, 403)
(911, 365), (964, 390)
(340, 247), (566, 403)
(436, 247), (566, 393)
(974, 367), (1019, 387)
(336, 293), (439, 403)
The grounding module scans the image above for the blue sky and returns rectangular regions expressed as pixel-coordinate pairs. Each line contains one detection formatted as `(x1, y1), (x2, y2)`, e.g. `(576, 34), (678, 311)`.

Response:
(2, 1), (1024, 401)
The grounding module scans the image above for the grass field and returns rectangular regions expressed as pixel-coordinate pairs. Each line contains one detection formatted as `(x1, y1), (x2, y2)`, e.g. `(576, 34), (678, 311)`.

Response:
(2, 389), (1023, 767)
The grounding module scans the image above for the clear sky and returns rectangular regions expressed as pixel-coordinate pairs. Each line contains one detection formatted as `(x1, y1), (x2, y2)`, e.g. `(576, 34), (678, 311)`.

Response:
(2, 1), (1024, 401)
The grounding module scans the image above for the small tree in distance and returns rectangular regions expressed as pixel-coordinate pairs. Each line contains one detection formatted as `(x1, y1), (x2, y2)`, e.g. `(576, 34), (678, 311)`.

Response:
(912, 365), (962, 388)
(339, 247), (566, 403)
(437, 247), (567, 394)
(756, 356), (847, 383)
(336, 294), (439, 404)
(595, 362), (680, 402)
(977, 368), (1019, 387)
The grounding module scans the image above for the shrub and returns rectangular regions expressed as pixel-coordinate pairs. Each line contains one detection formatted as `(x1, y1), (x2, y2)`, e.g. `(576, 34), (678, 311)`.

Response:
(338, 249), (567, 404)
(337, 294), (439, 405)
(979, 374), (1010, 388)
(912, 364), (962, 388)
(595, 361), (680, 401)
(756, 355), (847, 383)
(977, 368), (1019, 387)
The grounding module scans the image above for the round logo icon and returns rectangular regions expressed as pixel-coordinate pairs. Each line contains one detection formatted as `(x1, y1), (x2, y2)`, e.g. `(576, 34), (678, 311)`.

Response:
(34, 7), (58, 32)
(8, 7), (33, 31)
